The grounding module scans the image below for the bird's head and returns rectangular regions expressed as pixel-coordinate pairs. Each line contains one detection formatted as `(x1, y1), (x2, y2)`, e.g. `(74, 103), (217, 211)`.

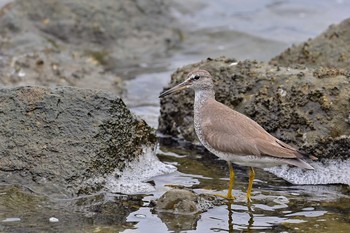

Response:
(159, 69), (214, 97)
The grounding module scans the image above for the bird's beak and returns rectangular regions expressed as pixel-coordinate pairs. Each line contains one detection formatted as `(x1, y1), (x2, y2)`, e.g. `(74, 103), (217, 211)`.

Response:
(159, 80), (190, 98)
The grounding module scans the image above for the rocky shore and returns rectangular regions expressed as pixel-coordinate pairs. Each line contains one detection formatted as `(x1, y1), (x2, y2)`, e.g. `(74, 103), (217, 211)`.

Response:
(0, 0), (349, 231)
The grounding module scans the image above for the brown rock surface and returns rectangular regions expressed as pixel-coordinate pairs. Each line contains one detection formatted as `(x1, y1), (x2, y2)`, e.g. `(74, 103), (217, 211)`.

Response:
(270, 18), (350, 69)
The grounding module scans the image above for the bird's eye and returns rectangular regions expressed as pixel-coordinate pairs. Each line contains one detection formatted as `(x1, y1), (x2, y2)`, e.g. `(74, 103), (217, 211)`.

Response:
(193, 75), (200, 80)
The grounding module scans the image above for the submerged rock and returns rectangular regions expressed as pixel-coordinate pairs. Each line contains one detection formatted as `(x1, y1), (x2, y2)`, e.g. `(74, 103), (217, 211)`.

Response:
(270, 18), (350, 69)
(154, 189), (199, 215)
(0, 184), (144, 232)
(153, 188), (225, 214)
(0, 86), (156, 197)
(158, 57), (350, 162)
(152, 188), (224, 231)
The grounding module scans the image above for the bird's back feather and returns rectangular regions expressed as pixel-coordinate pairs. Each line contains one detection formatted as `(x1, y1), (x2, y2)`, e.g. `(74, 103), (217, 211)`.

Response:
(200, 99), (309, 162)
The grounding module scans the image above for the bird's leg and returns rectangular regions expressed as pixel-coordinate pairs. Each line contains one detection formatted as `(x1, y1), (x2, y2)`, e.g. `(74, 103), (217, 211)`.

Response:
(215, 161), (235, 200)
(226, 161), (235, 200)
(246, 167), (255, 202)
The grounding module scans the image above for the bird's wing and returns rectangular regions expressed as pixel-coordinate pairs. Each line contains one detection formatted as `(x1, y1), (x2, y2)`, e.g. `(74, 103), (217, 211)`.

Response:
(201, 99), (301, 159)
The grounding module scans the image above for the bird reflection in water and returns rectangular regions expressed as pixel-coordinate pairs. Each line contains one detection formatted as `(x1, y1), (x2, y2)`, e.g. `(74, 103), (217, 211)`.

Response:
(226, 201), (254, 233)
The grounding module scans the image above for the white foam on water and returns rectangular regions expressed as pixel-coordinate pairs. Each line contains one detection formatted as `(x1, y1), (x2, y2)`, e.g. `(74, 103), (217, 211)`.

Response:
(265, 158), (350, 185)
(105, 146), (177, 194)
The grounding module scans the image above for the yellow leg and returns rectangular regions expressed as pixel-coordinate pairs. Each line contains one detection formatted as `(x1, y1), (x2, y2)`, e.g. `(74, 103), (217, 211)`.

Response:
(216, 161), (235, 200)
(246, 167), (255, 202)
(227, 162), (235, 199)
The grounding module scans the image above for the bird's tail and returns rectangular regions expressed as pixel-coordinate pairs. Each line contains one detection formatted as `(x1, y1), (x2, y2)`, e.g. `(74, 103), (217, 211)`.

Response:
(283, 158), (314, 170)
(297, 150), (318, 161)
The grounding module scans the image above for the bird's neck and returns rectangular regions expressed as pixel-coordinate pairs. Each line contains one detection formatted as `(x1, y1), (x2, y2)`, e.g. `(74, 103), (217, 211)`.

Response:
(194, 89), (215, 111)
(193, 89), (215, 146)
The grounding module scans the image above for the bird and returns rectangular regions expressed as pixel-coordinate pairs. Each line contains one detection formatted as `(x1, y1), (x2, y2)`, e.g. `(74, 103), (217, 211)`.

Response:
(159, 69), (316, 202)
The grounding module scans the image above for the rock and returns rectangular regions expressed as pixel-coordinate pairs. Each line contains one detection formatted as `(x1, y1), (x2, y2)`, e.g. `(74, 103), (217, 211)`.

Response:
(0, 50), (124, 96)
(270, 18), (350, 69)
(0, 86), (156, 197)
(154, 189), (198, 215)
(0, 0), (182, 95)
(152, 188), (224, 231)
(158, 57), (350, 160)
(0, 0), (181, 71)
(153, 188), (224, 214)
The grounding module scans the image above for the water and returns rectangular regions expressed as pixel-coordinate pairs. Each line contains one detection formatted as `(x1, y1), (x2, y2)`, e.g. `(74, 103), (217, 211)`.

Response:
(172, 0), (350, 42)
(1, 0), (350, 232)
(120, 144), (349, 233)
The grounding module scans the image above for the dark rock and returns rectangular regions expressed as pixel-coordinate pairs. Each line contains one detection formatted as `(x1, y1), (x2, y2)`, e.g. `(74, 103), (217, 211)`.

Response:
(158, 57), (350, 159)
(0, 86), (156, 197)
(270, 18), (350, 69)
(0, 0), (181, 71)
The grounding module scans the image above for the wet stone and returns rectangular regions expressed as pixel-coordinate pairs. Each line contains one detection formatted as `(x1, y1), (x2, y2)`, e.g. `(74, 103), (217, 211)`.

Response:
(152, 188), (225, 232)
(153, 188), (225, 215)
(0, 86), (156, 198)
(154, 189), (198, 214)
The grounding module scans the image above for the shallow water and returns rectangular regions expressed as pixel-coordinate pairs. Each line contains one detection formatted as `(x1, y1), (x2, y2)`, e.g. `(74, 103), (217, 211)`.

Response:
(120, 144), (349, 233)
(1, 0), (350, 232)
(1, 146), (349, 232)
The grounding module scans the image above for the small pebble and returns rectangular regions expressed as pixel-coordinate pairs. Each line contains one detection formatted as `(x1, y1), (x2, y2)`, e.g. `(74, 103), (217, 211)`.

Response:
(2, 217), (21, 222)
(49, 217), (59, 223)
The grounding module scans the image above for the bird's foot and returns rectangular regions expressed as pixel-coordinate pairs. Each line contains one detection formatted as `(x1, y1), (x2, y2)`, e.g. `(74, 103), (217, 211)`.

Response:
(214, 193), (236, 201)
(247, 197), (252, 204)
